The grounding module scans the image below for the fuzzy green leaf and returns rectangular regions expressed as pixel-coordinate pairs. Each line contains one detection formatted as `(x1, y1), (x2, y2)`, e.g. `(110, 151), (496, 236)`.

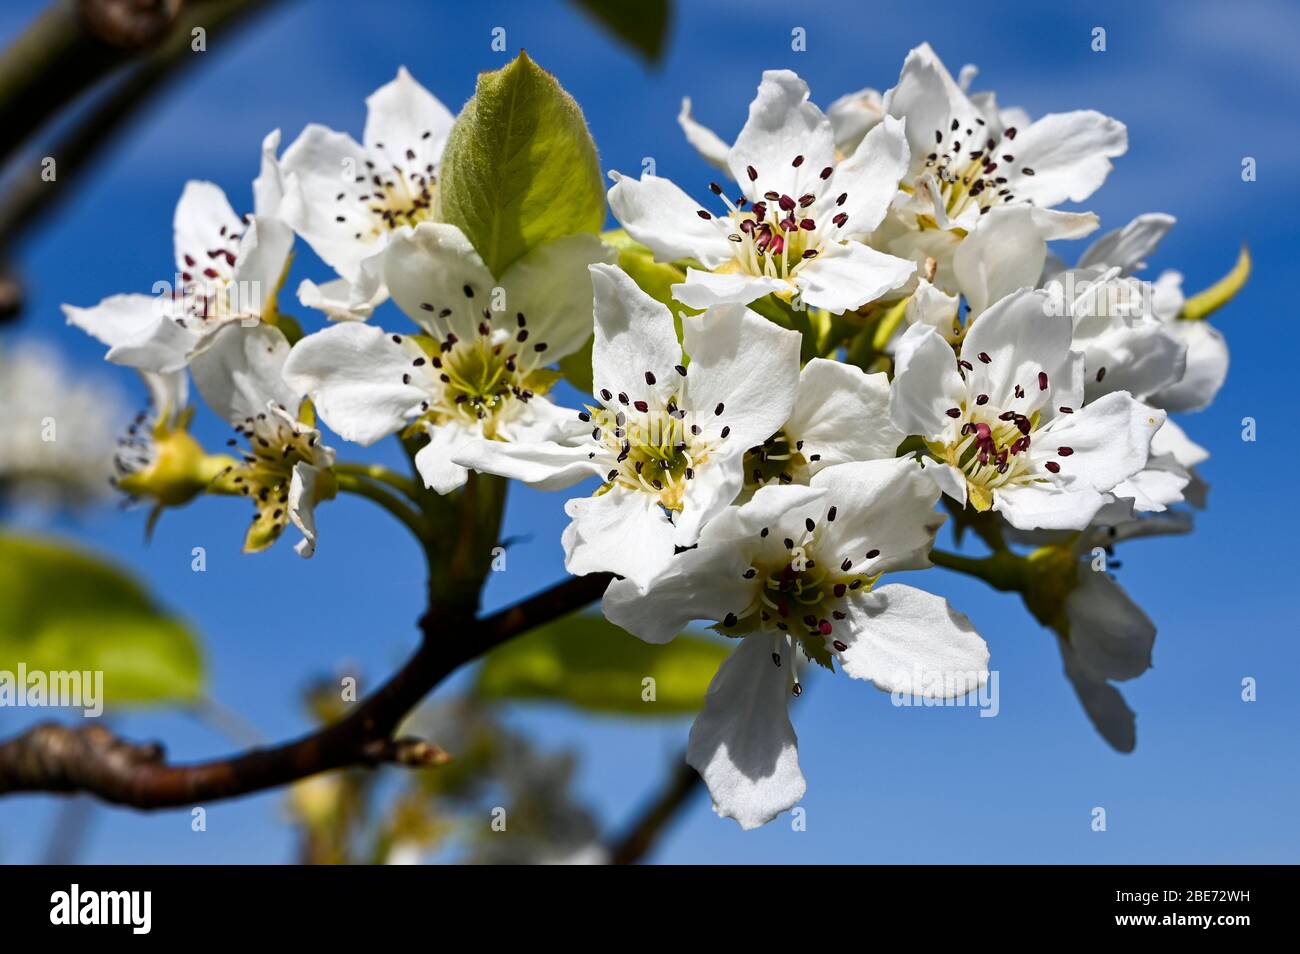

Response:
(439, 51), (605, 277)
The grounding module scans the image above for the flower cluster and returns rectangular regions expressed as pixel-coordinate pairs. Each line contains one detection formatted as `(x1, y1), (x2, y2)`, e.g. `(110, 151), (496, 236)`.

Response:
(62, 46), (1238, 829)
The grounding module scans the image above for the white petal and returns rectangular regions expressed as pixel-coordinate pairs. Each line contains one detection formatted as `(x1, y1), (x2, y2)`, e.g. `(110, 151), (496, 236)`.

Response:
(1003, 110), (1127, 207)
(1029, 207), (1100, 240)
(952, 205), (1046, 316)
(589, 262), (683, 399)
(63, 294), (199, 374)
(822, 114), (910, 239)
(382, 222), (497, 341)
(63, 293), (159, 350)
(296, 274), (387, 322)
(1078, 212), (1176, 274)
(1149, 320), (1228, 413)
(606, 171), (732, 266)
(450, 436), (600, 491)
(1081, 319), (1186, 402)
(602, 523), (755, 644)
(826, 86), (884, 156)
(190, 323), (299, 426)
(173, 181), (242, 279)
(282, 322), (432, 445)
(671, 268), (786, 310)
(686, 633), (805, 830)
(680, 302), (801, 449)
(501, 233), (617, 361)
(253, 128), (285, 216)
(288, 462), (323, 558)
(1065, 569), (1155, 681)
(837, 583), (987, 695)
(889, 323), (965, 440)
(795, 241), (914, 314)
(280, 124), (380, 281)
(923, 459), (968, 507)
(1058, 635), (1136, 753)
(1151, 418), (1209, 469)
(139, 369), (188, 422)
(810, 457), (945, 576)
(677, 97), (731, 170)
(671, 446), (745, 547)
(231, 214), (294, 317)
(363, 66), (454, 165)
(728, 484), (837, 573)
(786, 359), (902, 473)
(1033, 391), (1164, 493)
(1112, 458), (1190, 512)
(993, 483), (1107, 531)
(961, 288), (1074, 411)
(883, 43), (972, 183)
(1151, 269), (1185, 321)
(727, 70), (835, 205)
(904, 278), (960, 340)
(562, 487), (676, 588)
(413, 423), (470, 494)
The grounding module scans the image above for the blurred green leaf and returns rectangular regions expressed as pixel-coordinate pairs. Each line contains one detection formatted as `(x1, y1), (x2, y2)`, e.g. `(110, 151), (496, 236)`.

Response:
(439, 51), (605, 277)
(476, 612), (729, 715)
(572, 0), (672, 64)
(0, 533), (204, 705)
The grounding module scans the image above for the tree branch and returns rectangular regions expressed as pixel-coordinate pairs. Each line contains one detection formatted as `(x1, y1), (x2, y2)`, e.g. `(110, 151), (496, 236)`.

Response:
(608, 753), (701, 865)
(0, 0), (282, 255)
(0, 572), (613, 808)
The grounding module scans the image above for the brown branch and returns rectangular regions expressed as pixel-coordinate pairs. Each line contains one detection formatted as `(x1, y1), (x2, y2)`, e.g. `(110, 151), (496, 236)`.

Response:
(608, 754), (701, 865)
(0, 0), (183, 170)
(0, 0), (283, 254)
(0, 572), (613, 809)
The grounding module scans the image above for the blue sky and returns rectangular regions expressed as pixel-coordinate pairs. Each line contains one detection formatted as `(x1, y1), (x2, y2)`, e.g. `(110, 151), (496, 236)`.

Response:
(1, 0), (1297, 863)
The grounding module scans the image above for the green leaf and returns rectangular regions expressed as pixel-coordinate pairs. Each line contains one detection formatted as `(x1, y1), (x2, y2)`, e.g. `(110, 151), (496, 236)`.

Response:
(476, 612), (730, 715)
(438, 51), (605, 277)
(0, 533), (204, 706)
(572, 0), (672, 64)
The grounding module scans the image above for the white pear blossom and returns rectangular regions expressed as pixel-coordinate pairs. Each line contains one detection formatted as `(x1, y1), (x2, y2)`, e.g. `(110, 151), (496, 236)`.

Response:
(884, 42), (1125, 236)
(1044, 212), (1228, 415)
(63, 178), (293, 374)
(278, 67), (454, 321)
(679, 84), (885, 168)
(450, 263), (802, 588)
(1043, 214), (1186, 406)
(603, 457), (987, 829)
(738, 357), (902, 500)
(193, 324), (335, 557)
(1072, 214), (1228, 413)
(283, 222), (615, 494)
(890, 288), (1165, 530)
(610, 70), (915, 315)
(0, 342), (123, 508)
(872, 43), (1125, 297)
